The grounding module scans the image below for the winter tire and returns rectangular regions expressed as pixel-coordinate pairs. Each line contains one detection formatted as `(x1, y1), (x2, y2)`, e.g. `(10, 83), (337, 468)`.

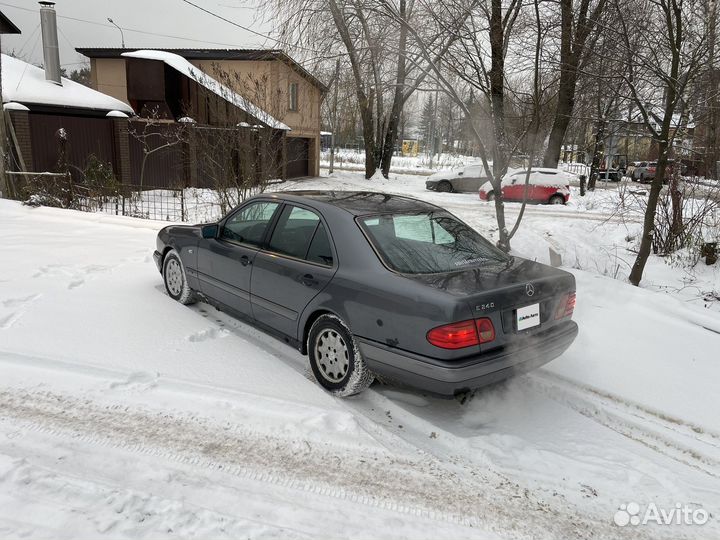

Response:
(163, 249), (196, 305)
(307, 314), (374, 397)
(437, 181), (453, 193)
(549, 194), (565, 205)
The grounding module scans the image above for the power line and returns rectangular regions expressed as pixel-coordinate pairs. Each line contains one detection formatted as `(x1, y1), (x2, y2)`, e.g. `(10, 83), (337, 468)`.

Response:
(0, 1), (256, 48)
(0, 0), (344, 72)
(178, 0), (344, 58)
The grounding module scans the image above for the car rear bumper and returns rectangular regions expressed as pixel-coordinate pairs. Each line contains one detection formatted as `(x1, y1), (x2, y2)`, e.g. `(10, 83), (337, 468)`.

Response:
(153, 250), (163, 272)
(357, 320), (578, 396)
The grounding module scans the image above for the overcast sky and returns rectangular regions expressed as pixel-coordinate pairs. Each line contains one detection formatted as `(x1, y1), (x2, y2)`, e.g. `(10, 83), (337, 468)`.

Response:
(0, 0), (274, 70)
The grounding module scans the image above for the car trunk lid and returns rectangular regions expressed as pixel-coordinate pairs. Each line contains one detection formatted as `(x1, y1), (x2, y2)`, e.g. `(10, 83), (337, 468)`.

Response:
(405, 257), (575, 340)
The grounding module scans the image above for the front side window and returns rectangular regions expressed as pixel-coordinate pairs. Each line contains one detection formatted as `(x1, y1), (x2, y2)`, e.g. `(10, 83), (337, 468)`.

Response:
(221, 201), (280, 246)
(289, 82), (299, 111)
(268, 205), (321, 260)
(359, 211), (509, 274)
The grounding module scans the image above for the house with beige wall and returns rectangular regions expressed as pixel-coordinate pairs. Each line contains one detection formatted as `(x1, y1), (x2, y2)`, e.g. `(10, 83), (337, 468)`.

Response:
(76, 48), (326, 178)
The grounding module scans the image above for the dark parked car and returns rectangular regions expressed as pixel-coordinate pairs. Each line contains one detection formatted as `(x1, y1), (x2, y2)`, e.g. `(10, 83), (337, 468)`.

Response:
(154, 191), (578, 397)
(597, 169), (622, 182)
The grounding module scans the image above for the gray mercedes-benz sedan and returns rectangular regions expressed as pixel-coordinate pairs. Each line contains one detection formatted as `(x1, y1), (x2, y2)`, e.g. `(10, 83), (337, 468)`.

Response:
(154, 191), (578, 397)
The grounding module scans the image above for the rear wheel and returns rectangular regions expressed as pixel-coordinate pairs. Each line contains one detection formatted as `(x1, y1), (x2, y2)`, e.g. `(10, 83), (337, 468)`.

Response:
(486, 191), (496, 201)
(549, 194), (565, 205)
(437, 180), (453, 193)
(307, 314), (374, 397)
(163, 249), (196, 305)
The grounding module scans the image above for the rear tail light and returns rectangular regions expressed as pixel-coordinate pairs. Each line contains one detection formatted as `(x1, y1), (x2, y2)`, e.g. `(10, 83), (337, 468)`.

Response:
(426, 318), (496, 349)
(555, 292), (576, 319)
(476, 318), (495, 343)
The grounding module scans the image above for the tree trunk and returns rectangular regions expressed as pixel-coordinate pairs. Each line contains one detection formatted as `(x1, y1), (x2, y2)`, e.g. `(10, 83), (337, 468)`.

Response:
(328, 0), (377, 178)
(629, 0), (682, 286)
(629, 141), (670, 285)
(669, 167), (683, 246)
(543, 0), (606, 168)
(588, 120), (605, 191)
(489, 0), (508, 179)
(380, 0), (408, 178)
(489, 0), (510, 250)
(329, 58), (340, 175)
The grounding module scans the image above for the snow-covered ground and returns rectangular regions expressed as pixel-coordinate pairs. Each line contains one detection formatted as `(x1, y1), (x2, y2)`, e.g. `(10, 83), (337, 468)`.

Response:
(0, 170), (719, 539)
(320, 149), (472, 174)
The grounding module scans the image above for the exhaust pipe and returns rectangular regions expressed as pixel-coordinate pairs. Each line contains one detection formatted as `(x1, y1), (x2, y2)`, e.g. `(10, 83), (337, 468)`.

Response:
(39, 1), (61, 85)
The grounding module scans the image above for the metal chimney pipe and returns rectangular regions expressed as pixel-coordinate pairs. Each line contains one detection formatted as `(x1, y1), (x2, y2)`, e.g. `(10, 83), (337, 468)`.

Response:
(39, 1), (61, 85)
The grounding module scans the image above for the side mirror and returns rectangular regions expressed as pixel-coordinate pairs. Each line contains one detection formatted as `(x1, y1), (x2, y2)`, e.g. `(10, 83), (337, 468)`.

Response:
(202, 224), (219, 239)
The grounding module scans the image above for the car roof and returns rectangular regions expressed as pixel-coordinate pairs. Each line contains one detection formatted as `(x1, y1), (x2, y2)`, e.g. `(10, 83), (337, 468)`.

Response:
(265, 190), (442, 216)
(510, 168), (565, 175)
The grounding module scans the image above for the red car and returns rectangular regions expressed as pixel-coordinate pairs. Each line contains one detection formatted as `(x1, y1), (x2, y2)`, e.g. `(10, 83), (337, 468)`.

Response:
(479, 169), (572, 204)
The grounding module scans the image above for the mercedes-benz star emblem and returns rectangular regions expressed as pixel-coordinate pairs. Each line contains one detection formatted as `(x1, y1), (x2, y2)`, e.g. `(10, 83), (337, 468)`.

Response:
(526, 283), (535, 296)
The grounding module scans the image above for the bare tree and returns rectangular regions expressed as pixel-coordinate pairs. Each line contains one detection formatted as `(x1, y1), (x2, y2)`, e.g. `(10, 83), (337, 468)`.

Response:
(186, 68), (288, 213)
(614, 0), (709, 285)
(127, 111), (185, 191)
(265, 0), (459, 178)
(390, 0), (555, 250)
(542, 0), (609, 168)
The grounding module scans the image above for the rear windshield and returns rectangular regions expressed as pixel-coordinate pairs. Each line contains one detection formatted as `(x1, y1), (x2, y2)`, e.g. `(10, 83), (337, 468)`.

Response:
(358, 211), (510, 274)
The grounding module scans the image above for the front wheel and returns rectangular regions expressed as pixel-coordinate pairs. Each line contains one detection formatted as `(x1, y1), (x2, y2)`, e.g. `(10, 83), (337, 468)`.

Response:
(163, 249), (196, 305)
(307, 314), (374, 397)
(437, 181), (453, 193)
(549, 194), (565, 205)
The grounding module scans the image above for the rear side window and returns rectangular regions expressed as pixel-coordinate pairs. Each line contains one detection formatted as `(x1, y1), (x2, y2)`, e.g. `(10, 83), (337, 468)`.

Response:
(222, 201), (280, 246)
(359, 211), (509, 274)
(306, 223), (333, 266)
(268, 205), (321, 260)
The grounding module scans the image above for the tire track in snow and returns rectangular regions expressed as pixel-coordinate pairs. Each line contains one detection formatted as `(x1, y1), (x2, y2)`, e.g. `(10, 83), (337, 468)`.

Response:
(0, 294), (42, 330)
(527, 371), (720, 478)
(0, 386), (540, 536)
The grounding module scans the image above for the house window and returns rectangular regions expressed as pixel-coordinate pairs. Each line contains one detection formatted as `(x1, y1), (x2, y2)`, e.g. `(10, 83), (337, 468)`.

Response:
(289, 82), (298, 112)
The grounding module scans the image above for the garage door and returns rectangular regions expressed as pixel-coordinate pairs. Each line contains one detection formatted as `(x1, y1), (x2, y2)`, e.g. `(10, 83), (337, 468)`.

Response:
(286, 137), (309, 178)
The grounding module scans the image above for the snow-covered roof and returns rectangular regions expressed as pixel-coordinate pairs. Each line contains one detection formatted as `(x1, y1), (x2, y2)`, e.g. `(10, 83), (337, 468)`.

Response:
(121, 50), (290, 131)
(1, 54), (134, 114)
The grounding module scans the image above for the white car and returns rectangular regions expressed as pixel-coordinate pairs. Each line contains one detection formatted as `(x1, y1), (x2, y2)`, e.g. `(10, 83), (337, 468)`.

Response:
(425, 163), (489, 193)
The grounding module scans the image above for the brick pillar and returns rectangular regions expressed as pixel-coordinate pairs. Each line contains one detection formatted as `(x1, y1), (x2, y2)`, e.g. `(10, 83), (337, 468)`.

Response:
(8, 110), (33, 172)
(112, 118), (131, 184)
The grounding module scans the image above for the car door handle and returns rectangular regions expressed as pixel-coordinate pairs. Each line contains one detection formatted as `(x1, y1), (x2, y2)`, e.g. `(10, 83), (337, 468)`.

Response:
(240, 255), (252, 266)
(300, 273), (318, 286)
